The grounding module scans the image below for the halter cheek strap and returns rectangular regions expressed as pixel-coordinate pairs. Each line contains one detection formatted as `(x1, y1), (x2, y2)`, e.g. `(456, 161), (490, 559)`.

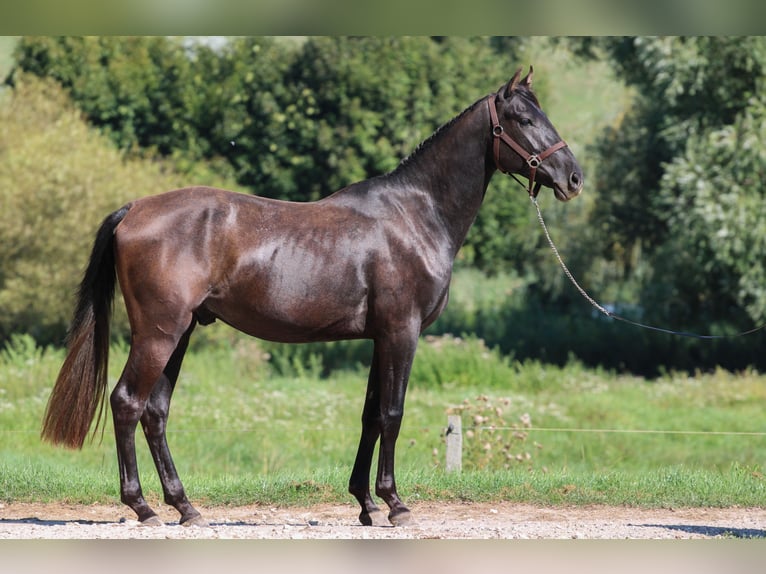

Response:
(487, 94), (568, 198)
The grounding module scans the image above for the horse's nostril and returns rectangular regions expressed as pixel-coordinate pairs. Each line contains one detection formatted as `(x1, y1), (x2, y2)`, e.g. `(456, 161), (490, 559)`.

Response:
(570, 171), (582, 189)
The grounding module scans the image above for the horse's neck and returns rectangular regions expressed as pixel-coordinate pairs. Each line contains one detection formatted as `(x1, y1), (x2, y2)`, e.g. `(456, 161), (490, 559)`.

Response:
(389, 101), (494, 255)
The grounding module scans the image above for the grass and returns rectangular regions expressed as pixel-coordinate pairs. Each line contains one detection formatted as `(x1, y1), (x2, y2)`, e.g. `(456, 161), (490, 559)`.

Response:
(2, 331), (765, 509)
(3, 457), (765, 510)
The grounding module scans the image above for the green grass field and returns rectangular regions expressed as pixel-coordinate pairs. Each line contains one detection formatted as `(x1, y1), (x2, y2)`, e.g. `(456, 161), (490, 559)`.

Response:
(2, 331), (765, 508)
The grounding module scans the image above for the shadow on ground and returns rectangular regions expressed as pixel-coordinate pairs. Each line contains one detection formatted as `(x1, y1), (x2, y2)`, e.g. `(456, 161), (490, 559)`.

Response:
(636, 523), (766, 539)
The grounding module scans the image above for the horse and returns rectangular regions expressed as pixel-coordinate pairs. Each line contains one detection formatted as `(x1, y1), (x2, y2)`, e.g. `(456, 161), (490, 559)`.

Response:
(41, 67), (583, 527)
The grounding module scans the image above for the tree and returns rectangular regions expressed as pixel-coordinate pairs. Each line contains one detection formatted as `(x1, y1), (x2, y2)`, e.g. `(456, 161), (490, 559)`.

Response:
(0, 74), (194, 343)
(590, 36), (766, 326)
(11, 37), (199, 155)
(656, 94), (766, 325)
(11, 36), (540, 275)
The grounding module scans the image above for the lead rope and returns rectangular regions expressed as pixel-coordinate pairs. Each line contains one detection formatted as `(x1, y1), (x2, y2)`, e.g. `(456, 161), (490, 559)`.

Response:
(530, 196), (610, 317)
(530, 195), (766, 340)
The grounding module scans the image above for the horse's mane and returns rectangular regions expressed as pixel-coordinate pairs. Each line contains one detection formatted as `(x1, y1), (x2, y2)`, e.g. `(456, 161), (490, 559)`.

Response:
(391, 95), (488, 176)
(516, 85), (541, 108)
(390, 85), (540, 178)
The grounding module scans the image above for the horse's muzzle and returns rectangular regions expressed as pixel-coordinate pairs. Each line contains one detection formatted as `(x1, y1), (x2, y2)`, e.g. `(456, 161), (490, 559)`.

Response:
(553, 171), (583, 202)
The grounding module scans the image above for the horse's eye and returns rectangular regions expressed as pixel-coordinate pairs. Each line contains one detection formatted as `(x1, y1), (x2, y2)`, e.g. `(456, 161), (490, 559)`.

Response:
(519, 118), (533, 127)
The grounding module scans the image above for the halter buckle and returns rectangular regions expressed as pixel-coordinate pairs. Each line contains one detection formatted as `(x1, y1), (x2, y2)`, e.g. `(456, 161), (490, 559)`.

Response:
(527, 155), (541, 168)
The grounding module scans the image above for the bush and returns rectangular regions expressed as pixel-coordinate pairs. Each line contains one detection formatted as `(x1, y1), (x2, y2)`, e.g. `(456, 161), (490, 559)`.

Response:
(411, 335), (517, 390)
(0, 73), (233, 344)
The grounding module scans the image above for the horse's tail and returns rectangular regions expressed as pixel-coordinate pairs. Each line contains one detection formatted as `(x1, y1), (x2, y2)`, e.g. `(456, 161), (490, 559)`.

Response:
(41, 205), (130, 449)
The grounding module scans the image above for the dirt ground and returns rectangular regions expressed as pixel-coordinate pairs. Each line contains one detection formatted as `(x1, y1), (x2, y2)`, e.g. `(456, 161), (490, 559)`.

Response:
(2, 500), (765, 539)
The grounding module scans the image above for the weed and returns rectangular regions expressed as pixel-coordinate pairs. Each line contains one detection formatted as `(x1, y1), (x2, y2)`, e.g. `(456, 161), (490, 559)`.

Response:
(442, 394), (540, 471)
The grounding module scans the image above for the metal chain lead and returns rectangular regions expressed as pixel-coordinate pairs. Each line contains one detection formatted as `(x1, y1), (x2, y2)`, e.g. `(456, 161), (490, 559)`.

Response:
(530, 196), (612, 317)
(530, 195), (766, 340)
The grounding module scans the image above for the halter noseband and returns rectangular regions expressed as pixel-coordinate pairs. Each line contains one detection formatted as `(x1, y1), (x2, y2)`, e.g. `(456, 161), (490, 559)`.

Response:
(487, 93), (568, 198)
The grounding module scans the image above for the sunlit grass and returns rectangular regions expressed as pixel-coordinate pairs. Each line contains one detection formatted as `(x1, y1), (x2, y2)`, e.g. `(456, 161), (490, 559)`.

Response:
(2, 334), (765, 508)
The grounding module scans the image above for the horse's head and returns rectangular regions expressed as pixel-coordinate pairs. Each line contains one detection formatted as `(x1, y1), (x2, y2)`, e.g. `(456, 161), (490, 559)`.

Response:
(490, 67), (583, 202)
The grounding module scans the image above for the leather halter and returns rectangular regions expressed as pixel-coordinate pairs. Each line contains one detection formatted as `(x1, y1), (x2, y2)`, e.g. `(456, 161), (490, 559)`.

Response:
(487, 93), (568, 198)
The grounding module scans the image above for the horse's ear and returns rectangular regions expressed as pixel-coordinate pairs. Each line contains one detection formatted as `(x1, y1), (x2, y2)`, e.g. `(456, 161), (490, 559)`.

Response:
(522, 65), (534, 88)
(499, 67), (523, 99)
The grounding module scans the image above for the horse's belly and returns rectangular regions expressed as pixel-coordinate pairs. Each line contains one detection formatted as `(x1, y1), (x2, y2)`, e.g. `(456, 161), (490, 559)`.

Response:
(201, 290), (369, 343)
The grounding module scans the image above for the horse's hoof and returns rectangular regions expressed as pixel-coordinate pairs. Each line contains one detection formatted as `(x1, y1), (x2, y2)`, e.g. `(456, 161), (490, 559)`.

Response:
(388, 508), (412, 527)
(181, 514), (209, 528)
(359, 509), (388, 527)
(140, 515), (164, 527)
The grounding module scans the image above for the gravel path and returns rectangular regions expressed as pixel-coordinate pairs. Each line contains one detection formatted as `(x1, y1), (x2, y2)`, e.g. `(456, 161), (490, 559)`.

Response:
(2, 501), (765, 539)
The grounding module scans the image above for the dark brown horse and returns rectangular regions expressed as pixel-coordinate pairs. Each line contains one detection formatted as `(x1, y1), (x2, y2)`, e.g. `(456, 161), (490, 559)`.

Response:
(42, 67), (583, 527)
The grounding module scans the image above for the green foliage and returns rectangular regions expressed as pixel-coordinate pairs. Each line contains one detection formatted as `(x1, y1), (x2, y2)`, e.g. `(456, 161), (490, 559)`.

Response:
(282, 37), (506, 197)
(589, 36), (766, 329)
(607, 37), (765, 128)
(0, 73), (236, 344)
(656, 97), (766, 324)
(185, 37), (302, 194)
(12, 37), (202, 157)
(412, 335), (517, 390)
(427, 269), (766, 376)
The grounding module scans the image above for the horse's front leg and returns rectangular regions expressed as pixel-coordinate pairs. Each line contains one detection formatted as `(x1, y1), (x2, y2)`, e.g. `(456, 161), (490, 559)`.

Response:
(348, 352), (388, 526)
(373, 327), (419, 526)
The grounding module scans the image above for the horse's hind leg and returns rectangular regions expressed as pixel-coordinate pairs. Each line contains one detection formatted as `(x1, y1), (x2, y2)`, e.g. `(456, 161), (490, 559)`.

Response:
(140, 321), (206, 526)
(111, 328), (188, 525)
